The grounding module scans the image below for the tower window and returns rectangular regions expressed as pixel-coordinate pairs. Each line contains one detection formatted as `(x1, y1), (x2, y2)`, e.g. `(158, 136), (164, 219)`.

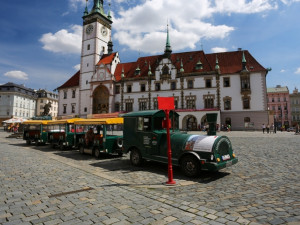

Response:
(87, 44), (90, 50)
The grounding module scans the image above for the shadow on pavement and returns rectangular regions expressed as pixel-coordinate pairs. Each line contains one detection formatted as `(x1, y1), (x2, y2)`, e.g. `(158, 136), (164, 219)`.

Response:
(90, 158), (230, 184)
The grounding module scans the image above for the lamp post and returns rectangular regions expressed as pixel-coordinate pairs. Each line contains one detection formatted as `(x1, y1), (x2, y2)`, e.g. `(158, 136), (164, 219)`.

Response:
(121, 72), (124, 112)
(148, 63), (152, 110)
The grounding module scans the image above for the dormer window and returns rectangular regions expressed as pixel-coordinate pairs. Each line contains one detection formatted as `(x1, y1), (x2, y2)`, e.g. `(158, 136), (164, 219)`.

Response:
(135, 66), (141, 76)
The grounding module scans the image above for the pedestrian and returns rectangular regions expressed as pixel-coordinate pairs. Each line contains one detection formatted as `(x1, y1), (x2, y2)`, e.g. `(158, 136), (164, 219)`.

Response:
(266, 124), (270, 134)
(227, 124), (231, 132)
(271, 123), (274, 134)
(262, 124), (266, 133)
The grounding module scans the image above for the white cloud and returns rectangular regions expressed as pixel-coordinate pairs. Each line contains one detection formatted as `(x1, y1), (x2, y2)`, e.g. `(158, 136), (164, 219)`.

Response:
(112, 0), (278, 54)
(213, 0), (277, 14)
(211, 47), (228, 53)
(74, 64), (80, 71)
(295, 67), (300, 74)
(69, 0), (87, 11)
(40, 25), (82, 54)
(40, 0), (281, 56)
(280, 69), (286, 72)
(280, 0), (300, 5)
(4, 71), (29, 80)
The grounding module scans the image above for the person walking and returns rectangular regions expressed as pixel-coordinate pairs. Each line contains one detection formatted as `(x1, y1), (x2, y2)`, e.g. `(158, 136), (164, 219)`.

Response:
(262, 124), (266, 134)
(271, 123), (274, 134)
(266, 124), (270, 134)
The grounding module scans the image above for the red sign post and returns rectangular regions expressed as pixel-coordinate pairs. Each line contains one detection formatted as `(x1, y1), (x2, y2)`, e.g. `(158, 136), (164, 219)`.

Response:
(157, 97), (176, 185)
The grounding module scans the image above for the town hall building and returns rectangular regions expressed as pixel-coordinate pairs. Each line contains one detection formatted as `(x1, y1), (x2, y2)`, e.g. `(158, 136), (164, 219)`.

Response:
(57, 0), (269, 131)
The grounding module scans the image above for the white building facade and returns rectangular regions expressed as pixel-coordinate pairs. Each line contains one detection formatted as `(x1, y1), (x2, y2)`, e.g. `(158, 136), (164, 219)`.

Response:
(0, 83), (37, 122)
(57, 0), (269, 130)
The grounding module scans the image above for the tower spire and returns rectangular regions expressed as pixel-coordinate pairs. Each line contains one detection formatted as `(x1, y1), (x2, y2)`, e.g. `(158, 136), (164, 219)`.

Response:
(84, 0), (89, 16)
(107, 32), (113, 54)
(107, 1), (112, 20)
(164, 22), (172, 58)
(91, 0), (105, 15)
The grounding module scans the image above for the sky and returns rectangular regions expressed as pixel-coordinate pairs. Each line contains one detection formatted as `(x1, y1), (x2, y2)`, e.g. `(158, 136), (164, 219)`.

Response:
(0, 0), (300, 93)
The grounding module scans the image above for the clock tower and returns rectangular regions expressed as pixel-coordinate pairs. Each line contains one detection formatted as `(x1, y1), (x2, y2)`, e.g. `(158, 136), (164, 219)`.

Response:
(79, 0), (113, 116)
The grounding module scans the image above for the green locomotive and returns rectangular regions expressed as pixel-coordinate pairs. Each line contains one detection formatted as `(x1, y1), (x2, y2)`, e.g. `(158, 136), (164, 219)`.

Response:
(122, 110), (238, 177)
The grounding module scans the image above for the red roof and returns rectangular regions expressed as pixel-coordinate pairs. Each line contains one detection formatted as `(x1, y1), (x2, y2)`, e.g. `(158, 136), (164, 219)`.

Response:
(96, 53), (117, 66)
(114, 50), (266, 81)
(57, 70), (80, 89)
(206, 50), (266, 74)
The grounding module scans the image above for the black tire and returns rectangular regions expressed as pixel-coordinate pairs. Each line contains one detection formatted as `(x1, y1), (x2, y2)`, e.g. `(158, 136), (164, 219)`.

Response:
(117, 138), (123, 148)
(35, 141), (39, 146)
(94, 148), (100, 158)
(26, 140), (31, 145)
(59, 142), (64, 151)
(79, 145), (84, 154)
(51, 143), (56, 149)
(180, 155), (200, 177)
(130, 148), (142, 166)
(118, 152), (123, 157)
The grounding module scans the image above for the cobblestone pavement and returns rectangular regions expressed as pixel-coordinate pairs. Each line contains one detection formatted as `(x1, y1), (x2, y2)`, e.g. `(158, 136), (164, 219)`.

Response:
(0, 130), (299, 225)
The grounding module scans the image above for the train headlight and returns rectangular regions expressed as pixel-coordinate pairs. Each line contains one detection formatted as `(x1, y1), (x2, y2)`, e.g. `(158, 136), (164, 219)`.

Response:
(211, 155), (214, 161)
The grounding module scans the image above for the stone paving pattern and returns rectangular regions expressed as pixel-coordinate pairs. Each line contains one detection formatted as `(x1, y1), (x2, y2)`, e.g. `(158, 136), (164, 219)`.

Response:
(0, 130), (299, 225)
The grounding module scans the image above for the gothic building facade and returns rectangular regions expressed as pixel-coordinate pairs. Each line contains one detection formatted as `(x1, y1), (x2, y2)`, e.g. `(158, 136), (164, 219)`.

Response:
(57, 0), (269, 130)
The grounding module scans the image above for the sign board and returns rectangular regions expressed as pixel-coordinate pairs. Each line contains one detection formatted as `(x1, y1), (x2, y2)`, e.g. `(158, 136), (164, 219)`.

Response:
(157, 97), (175, 110)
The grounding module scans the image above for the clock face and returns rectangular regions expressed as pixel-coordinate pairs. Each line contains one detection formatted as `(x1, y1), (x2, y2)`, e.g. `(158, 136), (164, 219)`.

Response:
(86, 25), (94, 35)
(101, 26), (108, 36)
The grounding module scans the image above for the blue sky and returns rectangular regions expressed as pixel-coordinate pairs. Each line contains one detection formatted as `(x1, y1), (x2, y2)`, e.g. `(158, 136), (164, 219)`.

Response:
(0, 0), (300, 93)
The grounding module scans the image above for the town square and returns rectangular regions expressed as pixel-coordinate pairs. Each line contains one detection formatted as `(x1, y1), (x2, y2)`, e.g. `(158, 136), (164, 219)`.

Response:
(0, 130), (299, 225)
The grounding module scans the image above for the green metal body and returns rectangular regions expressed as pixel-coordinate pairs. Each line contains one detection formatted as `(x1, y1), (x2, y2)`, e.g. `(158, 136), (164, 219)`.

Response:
(47, 124), (75, 148)
(123, 110), (238, 172)
(75, 124), (123, 156)
(23, 124), (48, 145)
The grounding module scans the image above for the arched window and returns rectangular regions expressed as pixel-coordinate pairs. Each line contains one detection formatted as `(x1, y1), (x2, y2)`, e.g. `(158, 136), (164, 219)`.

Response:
(162, 65), (169, 75)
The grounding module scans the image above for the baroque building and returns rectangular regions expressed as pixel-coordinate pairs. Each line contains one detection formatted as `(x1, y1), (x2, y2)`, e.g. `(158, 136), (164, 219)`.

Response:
(57, 0), (269, 130)
(36, 89), (59, 118)
(267, 85), (291, 129)
(290, 87), (300, 126)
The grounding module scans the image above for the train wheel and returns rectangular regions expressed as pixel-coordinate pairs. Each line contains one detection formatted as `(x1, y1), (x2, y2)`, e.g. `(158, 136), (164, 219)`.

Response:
(94, 148), (100, 158)
(181, 155), (200, 177)
(130, 148), (142, 166)
(79, 145), (84, 154)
